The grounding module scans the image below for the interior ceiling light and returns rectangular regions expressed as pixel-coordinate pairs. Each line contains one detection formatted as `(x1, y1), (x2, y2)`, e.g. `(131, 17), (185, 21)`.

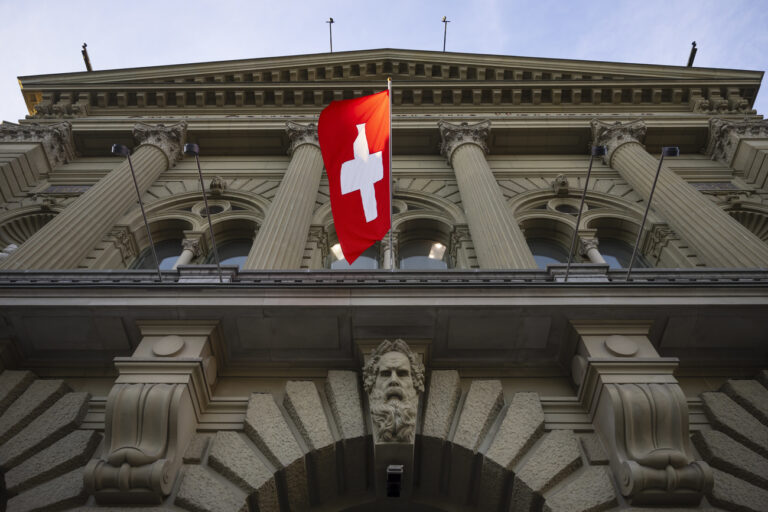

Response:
(429, 242), (446, 260)
(330, 243), (345, 260)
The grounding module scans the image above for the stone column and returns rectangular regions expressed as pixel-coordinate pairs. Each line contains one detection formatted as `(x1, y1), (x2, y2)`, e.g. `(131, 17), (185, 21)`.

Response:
(592, 119), (768, 268)
(0, 122), (75, 203)
(0, 122), (186, 269)
(439, 120), (536, 269)
(243, 122), (324, 269)
(172, 235), (203, 269)
(579, 237), (606, 264)
(707, 118), (768, 190)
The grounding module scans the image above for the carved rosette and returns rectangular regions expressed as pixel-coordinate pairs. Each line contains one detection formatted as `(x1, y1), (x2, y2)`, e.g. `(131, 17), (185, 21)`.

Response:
(132, 121), (188, 166)
(286, 121), (319, 155)
(362, 339), (425, 444)
(438, 120), (491, 165)
(706, 118), (768, 166)
(591, 119), (647, 166)
(0, 121), (75, 168)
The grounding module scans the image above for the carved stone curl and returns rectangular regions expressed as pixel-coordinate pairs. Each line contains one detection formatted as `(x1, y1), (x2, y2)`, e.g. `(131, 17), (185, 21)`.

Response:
(591, 119), (647, 166)
(706, 118), (768, 166)
(438, 120), (491, 165)
(363, 339), (425, 443)
(132, 121), (188, 166)
(0, 121), (75, 168)
(286, 121), (319, 155)
(599, 382), (713, 505)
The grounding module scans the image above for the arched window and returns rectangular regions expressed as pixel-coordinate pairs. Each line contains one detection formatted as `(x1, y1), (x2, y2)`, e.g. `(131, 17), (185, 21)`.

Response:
(328, 244), (379, 270)
(399, 239), (448, 269)
(526, 238), (569, 269)
(209, 238), (252, 269)
(599, 238), (649, 269)
(132, 238), (183, 270)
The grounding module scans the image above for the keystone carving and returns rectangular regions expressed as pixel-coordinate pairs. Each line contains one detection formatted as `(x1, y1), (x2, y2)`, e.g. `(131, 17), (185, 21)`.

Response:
(591, 119), (646, 166)
(363, 339), (425, 443)
(552, 174), (569, 195)
(286, 121), (319, 155)
(600, 383), (713, 505)
(706, 118), (768, 166)
(438, 120), (491, 165)
(84, 383), (195, 503)
(208, 176), (227, 196)
(0, 121), (76, 168)
(132, 121), (188, 166)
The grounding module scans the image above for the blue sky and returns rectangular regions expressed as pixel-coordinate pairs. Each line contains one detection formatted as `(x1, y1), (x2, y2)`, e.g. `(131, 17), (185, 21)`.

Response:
(1, 0), (766, 122)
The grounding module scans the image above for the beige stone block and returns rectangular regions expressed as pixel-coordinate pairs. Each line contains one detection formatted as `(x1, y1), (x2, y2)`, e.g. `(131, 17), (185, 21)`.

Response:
(722, 379), (768, 425)
(0, 370), (34, 415)
(0, 379), (69, 444)
(0, 392), (89, 470)
(701, 392), (768, 458)
(175, 465), (248, 512)
(183, 433), (212, 464)
(6, 467), (88, 512)
(5, 429), (100, 494)
(543, 466), (617, 512)
(207, 431), (279, 512)
(692, 429), (768, 488)
(325, 370), (365, 440)
(708, 468), (768, 512)
(420, 370), (461, 497)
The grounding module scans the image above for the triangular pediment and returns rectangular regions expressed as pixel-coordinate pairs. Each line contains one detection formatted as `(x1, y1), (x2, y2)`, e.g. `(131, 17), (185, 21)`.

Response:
(18, 49), (762, 118)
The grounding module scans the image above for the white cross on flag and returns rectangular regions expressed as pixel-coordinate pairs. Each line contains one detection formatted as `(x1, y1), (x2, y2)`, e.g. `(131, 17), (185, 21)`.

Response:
(318, 90), (390, 264)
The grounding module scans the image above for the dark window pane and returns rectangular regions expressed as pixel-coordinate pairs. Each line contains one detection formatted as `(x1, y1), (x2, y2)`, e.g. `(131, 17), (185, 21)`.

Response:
(527, 238), (568, 269)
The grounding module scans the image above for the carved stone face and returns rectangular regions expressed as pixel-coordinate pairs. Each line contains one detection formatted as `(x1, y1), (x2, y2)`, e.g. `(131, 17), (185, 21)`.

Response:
(373, 351), (416, 404)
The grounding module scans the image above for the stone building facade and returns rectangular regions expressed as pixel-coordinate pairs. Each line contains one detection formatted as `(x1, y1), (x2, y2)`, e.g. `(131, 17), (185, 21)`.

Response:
(0, 49), (767, 511)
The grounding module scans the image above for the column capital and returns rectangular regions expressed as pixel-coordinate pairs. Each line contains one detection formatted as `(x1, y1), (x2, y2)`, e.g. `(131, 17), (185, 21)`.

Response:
(286, 121), (319, 155)
(706, 117), (768, 166)
(181, 237), (202, 258)
(0, 121), (75, 168)
(591, 119), (646, 165)
(579, 237), (599, 255)
(132, 121), (187, 166)
(438, 120), (490, 164)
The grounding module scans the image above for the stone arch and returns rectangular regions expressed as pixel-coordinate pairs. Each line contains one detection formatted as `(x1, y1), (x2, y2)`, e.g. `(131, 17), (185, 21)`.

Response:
(725, 203), (768, 243)
(0, 205), (62, 250)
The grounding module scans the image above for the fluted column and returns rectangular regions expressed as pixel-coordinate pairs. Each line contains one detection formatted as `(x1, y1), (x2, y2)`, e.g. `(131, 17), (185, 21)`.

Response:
(592, 119), (768, 267)
(0, 122), (75, 202)
(244, 122), (324, 269)
(707, 118), (768, 189)
(0, 122), (186, 269)
(439, 120), (536, 269)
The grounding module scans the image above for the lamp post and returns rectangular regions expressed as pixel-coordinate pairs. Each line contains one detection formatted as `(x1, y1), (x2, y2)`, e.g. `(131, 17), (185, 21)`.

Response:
(111, 143), (162, 282)
(184, 143), (224, 283)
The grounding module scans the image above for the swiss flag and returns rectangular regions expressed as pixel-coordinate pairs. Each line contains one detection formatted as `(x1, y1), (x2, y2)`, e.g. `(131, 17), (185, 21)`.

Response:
(318, 90), (391, 264)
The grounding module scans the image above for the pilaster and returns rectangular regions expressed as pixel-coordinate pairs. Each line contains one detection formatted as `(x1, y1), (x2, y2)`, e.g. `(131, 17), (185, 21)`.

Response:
(439, 120), (536, 269)
(592, 119), (768, 268)
(707, 118), (768, 189)
(243, 122), (323, 269)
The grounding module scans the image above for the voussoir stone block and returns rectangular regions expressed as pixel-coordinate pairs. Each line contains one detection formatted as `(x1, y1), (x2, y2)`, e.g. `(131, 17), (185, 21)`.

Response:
(175, 465), (247, 512)
(244, 393), (308, 511)
(422, 370), (462, 440)
(543, 466), (617, 512)
(722, 379), (768, 425)
(207, 431), (279, 512)
(692, 429), (768, 488)
(325, 370), (365, 440)
(708, 467), (768, 512)
(0, 370), (34, 415)
(0, 379), (70, 444)
(757, 369), (768, 389)
(511, 430), (583, 512)
(0, 391), (89, 470)
(701, 391), (768, 458)
(5, 429), (101, 494)
(479, 392), (545, 511)
(183, 433), (213, 464)
(6, 466), (88, 512)
(579, 433), (609, 465)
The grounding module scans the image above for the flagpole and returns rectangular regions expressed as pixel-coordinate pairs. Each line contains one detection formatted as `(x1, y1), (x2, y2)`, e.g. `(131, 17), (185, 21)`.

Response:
(388, 77), (394, 272)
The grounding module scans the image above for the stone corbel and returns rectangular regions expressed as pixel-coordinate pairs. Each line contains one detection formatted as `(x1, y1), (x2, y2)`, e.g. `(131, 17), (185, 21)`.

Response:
(571, 322), (713, 507)
(84, 321), (222, 504)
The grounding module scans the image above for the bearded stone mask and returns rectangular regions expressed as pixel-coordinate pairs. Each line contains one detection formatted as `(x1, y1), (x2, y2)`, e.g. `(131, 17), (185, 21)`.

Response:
(363, 339), (425, 443)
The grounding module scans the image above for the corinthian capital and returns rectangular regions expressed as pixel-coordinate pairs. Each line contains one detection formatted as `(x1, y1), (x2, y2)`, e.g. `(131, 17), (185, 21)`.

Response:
(706, 118), (768, 166)
(0, 121), (75, 168)
(286, 121), (319, 155)
(132, 121), (188, 166)
(591, 119), (646, 166)
(438, 120), (491, 164)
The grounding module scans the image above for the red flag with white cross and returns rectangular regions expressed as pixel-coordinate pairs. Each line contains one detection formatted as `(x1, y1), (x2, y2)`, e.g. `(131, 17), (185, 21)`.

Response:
(318, 90), (391, 264)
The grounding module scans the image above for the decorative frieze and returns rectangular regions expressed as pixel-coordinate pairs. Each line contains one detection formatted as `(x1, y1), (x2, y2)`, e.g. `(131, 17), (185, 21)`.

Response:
(132, 121), (188, 166)
(438, 120), (490, 164)
(590, 119), (646, 166)
(0, 121), (75, 168)
(286, 120), (319, 155)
